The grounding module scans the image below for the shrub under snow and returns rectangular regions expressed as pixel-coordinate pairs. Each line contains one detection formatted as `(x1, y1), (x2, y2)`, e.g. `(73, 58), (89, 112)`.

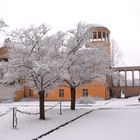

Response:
(77, 96), (96, 104)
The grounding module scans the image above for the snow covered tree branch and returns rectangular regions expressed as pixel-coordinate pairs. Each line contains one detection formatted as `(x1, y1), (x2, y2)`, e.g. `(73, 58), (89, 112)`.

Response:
(2, 24), (66, 119)
(0, 19), (7, 31)
(2, 22), (112, 115)
(111, 39), (123, 67)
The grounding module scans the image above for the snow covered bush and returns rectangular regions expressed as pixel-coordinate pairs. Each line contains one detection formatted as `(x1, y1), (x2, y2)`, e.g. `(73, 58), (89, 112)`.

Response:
(77, 96), (96, 104)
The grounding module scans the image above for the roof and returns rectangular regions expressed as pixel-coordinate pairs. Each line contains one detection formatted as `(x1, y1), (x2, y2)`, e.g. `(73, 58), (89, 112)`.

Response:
(89, 24), (110, 33)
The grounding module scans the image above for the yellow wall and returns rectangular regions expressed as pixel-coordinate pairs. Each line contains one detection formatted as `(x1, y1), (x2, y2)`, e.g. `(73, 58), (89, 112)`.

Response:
(15, 81), (110, 101)
(15, 86), (34, 101)
(15, 89), (24, 101)
(33, 85), (71, 101)
(76, 82), (110, 99)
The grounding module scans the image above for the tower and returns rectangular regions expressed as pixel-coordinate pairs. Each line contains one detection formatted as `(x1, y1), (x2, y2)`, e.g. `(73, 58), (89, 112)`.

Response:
(85, 25), (111, 99)
(86, 24), (111, 53)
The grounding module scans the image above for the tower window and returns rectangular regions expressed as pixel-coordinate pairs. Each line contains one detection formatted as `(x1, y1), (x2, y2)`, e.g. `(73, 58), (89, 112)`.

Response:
(82, 89), (88, 97)
(59, 89), (64, 97)
(107, 33), (109, 41)
(103, 32), (106, 41)
(93, 32), (97, 39)
(98, 32), (101, 40)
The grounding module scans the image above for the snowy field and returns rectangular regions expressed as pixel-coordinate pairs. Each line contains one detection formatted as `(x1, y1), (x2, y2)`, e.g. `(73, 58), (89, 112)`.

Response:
(0, 97), (140, 140)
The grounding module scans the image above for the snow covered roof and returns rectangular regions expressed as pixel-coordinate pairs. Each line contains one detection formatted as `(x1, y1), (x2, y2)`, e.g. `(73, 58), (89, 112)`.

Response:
(92, 23), (107, 28)
(89, 23), (110, 32)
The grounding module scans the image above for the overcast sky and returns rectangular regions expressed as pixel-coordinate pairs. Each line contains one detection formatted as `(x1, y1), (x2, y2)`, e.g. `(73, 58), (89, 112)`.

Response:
(0, 0), (140, 66)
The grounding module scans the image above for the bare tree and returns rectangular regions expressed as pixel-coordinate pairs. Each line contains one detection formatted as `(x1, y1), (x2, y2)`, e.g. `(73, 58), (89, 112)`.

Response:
(111, 39), (123, 67)
(2, 22), (112, 118)
(2, 24), (66, 119)
(65, 47), (111, 110)
(0, 19), (7, 31)
(63, 23), (111, 110)
(0, 19), (8, 79)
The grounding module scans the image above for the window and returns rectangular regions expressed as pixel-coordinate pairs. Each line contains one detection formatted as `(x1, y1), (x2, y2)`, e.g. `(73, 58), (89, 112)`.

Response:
(59, 89), (64, 97)
(93, 32), (97, 40)
(18, 79), (22, 84)
(17, 79), (23, 87)
(46, 93), (48, 97)
(82, 89), (88, 97)
(29, 89), (33, 97)
(98, 32), (101, 39)
(103, 32), (106, 41)
(107, 33), (109, 41)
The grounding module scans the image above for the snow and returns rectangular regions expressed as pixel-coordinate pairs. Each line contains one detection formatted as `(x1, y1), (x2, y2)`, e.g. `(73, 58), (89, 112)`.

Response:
(45, 109), (140, 140)
(92, 23), (107, 28)
(0, 97), (140, 140)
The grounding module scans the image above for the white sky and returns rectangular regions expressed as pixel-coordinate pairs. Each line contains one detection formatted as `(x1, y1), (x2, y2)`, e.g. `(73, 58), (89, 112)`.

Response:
(0, 0), (140, 66)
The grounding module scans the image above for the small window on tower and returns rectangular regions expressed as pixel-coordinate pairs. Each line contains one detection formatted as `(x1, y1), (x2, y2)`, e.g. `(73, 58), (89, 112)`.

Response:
(98, 32), (101, 40)
(103, 32), (106, 41)
(107, 33), (109, 41)
(93, 32), (97, 39)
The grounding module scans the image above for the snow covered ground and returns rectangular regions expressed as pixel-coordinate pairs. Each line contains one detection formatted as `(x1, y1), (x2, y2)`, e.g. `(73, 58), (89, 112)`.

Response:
(0, 97), (140, 140)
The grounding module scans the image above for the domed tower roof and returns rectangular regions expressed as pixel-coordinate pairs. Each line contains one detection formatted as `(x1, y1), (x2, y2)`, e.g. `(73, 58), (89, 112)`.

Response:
(89, 24), (110, 33)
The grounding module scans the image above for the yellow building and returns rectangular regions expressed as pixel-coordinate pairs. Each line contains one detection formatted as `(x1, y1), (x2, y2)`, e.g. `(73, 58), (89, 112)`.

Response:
(14, 80), (110, 101)
(0, 25), (111, 101)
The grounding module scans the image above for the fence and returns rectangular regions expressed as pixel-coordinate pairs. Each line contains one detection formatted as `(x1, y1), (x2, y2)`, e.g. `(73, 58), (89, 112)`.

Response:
(0, 108), (12, 117)
(0, 102), (60, 129)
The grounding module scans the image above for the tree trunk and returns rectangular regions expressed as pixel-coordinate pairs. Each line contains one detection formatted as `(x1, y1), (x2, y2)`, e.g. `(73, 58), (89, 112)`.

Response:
(70, 87), (76, 110)
(38, 90), (45, 120)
